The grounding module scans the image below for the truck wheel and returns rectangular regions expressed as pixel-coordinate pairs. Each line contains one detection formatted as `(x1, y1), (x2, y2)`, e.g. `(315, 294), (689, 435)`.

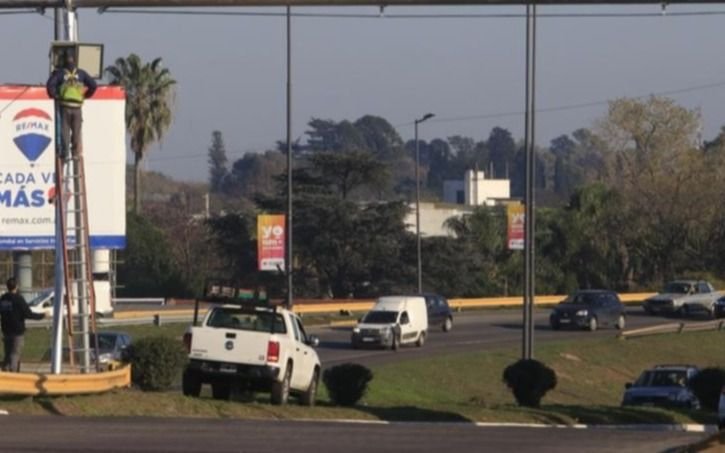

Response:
(182, 368), (201, 397)
(615, 315), (626, 330)
(415, 331), (426, 347)
(271, 364), (292, 405)
(300, 369), (319, 407)
(211, 381), (231, 400)
(442, 317), (453, 332)
(588, 317), (598, 332)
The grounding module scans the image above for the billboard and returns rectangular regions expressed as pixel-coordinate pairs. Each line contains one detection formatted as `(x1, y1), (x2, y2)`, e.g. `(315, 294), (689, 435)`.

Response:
(507, 203), (524, 250)
(0, 86), (126, 250)
(257, 214), (285, 271)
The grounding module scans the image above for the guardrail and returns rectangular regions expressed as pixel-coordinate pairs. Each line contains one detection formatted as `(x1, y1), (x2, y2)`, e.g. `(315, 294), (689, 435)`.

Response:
(113, 298), (166, 306)
(0, 365), (131, 396)
(619, 319), (725, 339)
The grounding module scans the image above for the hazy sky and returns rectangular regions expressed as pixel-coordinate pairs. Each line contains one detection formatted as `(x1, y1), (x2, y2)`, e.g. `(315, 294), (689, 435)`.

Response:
(2, 4), (725, 182)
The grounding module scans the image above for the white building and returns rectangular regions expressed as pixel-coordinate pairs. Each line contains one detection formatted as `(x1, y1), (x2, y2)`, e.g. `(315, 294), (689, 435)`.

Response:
(443, 170), (510, 207)
(404, 202), (474, 237)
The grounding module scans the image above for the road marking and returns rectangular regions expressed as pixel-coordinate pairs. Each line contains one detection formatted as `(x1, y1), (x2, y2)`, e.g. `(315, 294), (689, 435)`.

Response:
(290, 418), (716, 433)
(0, 410), (8, 415)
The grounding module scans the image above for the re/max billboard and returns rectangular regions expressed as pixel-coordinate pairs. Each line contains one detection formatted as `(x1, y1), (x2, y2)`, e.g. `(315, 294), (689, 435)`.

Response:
(0, 86), (126, 250)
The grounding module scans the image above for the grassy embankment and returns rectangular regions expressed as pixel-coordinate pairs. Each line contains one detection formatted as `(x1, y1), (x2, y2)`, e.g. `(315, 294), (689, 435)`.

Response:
(5, 326), (725, 425)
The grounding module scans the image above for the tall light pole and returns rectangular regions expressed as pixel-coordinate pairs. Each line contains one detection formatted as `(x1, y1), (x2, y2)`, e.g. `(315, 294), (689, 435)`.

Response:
(414, 113), (434, 294)
(285, 5), (293, 308)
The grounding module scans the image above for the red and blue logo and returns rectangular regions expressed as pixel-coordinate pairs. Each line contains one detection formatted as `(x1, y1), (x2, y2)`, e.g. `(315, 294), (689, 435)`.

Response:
(13, 108), (52, 164)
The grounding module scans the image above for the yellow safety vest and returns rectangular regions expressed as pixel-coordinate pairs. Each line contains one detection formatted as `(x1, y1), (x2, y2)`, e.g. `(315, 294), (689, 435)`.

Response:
(59, 69), (85, 107)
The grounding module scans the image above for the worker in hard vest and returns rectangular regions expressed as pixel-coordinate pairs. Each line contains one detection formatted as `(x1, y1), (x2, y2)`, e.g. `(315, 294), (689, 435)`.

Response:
(46, 51), (97, 160)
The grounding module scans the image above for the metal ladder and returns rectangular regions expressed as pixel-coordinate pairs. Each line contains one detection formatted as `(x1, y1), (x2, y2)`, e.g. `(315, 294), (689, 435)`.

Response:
(54, 149), (100, 373)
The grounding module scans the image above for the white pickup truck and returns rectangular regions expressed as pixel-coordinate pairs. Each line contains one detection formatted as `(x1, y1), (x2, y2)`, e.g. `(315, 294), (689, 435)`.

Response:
(182, 297), (321, 406)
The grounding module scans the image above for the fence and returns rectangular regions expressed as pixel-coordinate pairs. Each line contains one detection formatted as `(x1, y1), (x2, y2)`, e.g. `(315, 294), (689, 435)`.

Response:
(619, 319), (725, 339)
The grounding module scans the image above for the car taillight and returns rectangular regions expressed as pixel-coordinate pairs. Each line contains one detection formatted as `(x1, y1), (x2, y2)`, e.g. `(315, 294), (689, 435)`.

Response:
(183, 332), (192, 353)
(267, 341), (280, 363)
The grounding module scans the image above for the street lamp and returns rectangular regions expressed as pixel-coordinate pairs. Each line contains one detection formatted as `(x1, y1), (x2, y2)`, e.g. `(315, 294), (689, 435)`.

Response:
(414, 113), (434, 294)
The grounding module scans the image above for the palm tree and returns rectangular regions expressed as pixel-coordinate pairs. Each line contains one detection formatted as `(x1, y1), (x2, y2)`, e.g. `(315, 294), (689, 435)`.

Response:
(105, 54), (176, 214)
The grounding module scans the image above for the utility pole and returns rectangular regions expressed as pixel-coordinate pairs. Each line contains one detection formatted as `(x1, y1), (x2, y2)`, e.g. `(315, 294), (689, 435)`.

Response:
(522, 2), (537, 360)
(414, 113), (434, 294)
(285, 5), (293, 308)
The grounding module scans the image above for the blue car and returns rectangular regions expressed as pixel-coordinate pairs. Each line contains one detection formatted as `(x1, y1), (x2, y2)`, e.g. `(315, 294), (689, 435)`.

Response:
(714, 296), (725, 319)
(422, 293), (453, 332)
(621, 365), (700, 409)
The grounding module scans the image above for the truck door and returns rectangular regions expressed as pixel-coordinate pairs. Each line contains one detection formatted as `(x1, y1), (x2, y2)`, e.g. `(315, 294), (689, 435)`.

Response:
(290, 315), (315, 390)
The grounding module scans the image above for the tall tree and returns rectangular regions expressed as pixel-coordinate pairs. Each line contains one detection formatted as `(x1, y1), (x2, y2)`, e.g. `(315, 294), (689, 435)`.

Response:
(105, 54), (176, 214)
(208, 131), (228, 193)
(487, 127), (516, 178)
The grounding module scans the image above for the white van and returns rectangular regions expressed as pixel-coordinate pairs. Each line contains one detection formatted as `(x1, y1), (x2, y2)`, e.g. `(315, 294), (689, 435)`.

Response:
(351, 296), (428, 350)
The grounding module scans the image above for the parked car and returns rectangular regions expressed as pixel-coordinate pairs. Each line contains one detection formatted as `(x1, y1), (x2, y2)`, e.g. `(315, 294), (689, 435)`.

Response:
(183, 291), (321, 405)
(27, 287), (114, 318)
(423, 293), (453, 332)
(549, 290), (625, 332)
(352, 296), (428, 350)
(91, 332), (132, 366)
(719, 385), (725, 430)
(714, 296), (725, 319)
(621, 365), (700, 409)
(643, 280), (722, 317)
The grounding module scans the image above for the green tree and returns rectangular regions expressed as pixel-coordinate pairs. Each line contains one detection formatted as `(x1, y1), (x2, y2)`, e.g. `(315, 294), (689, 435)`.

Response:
(117, 213), (188, 297)
(208, 130), (228, 193)
(105, 54), (176, 214)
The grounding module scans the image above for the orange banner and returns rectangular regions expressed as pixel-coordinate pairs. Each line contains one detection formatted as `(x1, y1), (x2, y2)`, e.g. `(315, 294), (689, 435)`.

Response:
(257, 214), (286, 271)
(507, 204), (524, 250)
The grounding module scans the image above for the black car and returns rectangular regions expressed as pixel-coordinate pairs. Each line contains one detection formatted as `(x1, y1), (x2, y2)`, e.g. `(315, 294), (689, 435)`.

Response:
(550, 290), (625, 331)
(422, 294), (453, 332)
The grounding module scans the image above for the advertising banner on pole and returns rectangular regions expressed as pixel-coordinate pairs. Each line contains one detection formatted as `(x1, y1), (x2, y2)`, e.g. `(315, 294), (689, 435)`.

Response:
(0, 86), (126, 250)
(257, 214), (285, 271)
(507, 203), (525, 250)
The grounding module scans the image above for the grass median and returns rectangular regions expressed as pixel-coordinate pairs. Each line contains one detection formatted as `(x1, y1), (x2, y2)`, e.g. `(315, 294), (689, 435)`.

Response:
(4, 329), (725, 425)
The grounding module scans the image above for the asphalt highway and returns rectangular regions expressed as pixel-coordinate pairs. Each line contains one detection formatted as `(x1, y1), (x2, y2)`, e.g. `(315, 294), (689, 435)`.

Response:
(0, 416), (702, 453)
(312, 307), (671, 368)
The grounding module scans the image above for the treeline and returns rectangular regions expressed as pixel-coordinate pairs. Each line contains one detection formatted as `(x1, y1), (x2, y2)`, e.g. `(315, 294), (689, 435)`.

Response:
(117, 96), (725, 299)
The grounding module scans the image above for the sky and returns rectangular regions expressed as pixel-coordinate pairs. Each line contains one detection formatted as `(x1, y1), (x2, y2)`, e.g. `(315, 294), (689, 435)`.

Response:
(2, 4), (725, 182)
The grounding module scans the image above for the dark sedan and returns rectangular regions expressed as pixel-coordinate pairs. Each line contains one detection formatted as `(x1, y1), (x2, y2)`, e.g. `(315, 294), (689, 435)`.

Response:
(550, 290), (626, 332)
(714, 296), (725, 319)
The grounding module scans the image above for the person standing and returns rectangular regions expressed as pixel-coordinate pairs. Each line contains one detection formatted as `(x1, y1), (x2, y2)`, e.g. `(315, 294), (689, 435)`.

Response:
(46, 50), (97, 160)
(0, 278), (45, 372)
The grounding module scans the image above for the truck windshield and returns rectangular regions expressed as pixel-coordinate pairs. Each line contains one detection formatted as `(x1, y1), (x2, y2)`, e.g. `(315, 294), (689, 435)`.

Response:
(663, 283), (692, 294)
(363, 311), (398, 324)
(207, 308), (287, 334)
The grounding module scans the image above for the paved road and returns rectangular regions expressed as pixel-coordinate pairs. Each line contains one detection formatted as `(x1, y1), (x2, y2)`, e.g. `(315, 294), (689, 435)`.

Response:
(0, 416), (701, 453)
(312, 307), (669, 368)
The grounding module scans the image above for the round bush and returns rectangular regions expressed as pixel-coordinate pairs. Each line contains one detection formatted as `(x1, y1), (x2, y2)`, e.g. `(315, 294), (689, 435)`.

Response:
(503, 359), (557, 408)
(688, 367), (725, 412)
(323, 363), (373, 406)
(128, 335), (188, 391)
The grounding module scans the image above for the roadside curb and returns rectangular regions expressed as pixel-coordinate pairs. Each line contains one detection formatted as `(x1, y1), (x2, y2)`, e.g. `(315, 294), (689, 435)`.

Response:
(289, 418), (718, 433)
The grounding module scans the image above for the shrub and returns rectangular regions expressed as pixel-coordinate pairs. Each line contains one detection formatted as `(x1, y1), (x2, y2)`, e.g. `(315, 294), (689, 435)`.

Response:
(688, 367), (725, 412)
(323, 363), (373, 406)
(503, 359), (557, 408)
(128, 335), (188, 391)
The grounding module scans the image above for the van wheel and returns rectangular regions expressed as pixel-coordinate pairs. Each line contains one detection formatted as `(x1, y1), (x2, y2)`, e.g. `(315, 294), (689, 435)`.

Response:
(416, 331), (426, 347)
(182, 368), (201, 397)
(211, 381), (231, 400)
(300, 369), (319, 407)
(588, 317), (598, 332)
(271, 364), (292, 405)
(442, 318), (453, 332)
(615, 315), (626, 330)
